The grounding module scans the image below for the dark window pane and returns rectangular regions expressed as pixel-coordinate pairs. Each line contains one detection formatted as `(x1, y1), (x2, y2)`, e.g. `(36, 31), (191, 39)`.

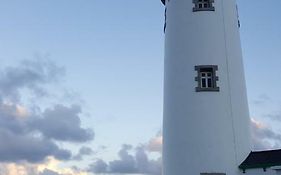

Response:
(207, 73), (212, 77)
(202, 79), (206, 88)
(193, 0), (214, 12)
(201, 68), (212, 72)
(207, 78), (212, 88)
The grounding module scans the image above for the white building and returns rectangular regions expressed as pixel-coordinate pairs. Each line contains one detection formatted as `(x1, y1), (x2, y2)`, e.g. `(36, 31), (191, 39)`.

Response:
(161, 0), (281, 175)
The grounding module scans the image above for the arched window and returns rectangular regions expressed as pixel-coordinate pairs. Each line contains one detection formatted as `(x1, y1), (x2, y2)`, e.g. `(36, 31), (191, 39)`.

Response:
(193, 0), (215, 12)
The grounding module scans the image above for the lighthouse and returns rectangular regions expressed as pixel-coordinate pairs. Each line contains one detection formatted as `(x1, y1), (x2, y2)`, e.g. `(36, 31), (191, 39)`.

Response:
(162, 0), (251, 175)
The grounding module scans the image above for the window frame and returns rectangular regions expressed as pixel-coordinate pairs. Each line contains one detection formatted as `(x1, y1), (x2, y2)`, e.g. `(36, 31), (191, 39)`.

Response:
(200, 71), (213, 88)
(193, 0), (215, 12)
(195, 65), (219, 92)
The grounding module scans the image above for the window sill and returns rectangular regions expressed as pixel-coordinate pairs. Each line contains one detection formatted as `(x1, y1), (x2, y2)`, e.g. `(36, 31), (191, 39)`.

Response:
(193, 7), (215, 12)
(196, 87), (220, 92)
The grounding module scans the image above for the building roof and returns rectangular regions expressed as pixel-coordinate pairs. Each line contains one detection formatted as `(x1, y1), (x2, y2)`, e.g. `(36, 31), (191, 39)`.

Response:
(161, 0), (165, 5)
(239, 149), (281, 170)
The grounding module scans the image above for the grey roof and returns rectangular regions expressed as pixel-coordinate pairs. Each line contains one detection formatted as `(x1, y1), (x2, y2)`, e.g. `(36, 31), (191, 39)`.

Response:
(239, 149), (281, 170)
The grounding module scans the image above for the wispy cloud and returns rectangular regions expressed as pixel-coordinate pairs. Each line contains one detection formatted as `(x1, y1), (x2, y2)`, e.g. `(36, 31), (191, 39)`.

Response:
(253, 94), (271, 105)
(264, 112), (281, 122)
(0, 58), (65, 101)
(73, 146), (94, 161)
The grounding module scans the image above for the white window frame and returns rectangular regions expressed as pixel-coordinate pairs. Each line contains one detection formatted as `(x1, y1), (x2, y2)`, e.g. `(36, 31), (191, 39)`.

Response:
(200, 71), (213, 88)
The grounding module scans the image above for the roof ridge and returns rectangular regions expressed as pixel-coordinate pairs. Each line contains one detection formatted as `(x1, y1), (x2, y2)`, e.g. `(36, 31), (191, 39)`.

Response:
(252, 149), (281, 153)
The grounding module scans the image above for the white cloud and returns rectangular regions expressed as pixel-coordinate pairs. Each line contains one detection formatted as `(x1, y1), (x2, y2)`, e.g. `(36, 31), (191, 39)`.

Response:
(251, 118), (281, 150)
(147, 135), (162, 153)
(0, 157), (89, 175)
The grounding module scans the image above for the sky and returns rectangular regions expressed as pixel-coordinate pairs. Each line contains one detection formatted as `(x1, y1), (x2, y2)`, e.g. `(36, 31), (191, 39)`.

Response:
(0, 0), (281, 175)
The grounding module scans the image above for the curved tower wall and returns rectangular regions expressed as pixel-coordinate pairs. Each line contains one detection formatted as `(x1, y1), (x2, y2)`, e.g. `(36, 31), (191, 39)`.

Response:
(163, 0), (251, 175)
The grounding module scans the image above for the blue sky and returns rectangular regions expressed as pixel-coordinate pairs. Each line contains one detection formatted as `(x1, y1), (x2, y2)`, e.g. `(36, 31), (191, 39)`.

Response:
(0, 0), (281, 174)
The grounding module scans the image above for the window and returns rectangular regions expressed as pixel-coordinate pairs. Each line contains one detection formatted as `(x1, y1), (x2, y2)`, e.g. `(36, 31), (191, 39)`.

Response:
(193, 0), (215, 12)
(195, 65), (219, 92)
(201, 71), (213, 88)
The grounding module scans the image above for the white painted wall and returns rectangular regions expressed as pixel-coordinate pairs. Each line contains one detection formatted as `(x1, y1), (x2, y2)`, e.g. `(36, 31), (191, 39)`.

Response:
(275, 169), (281, 175)
(163, 0), (251, 175)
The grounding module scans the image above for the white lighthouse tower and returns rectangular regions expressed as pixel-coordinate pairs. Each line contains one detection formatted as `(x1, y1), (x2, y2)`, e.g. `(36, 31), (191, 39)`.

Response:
(162, 0), (251, 175)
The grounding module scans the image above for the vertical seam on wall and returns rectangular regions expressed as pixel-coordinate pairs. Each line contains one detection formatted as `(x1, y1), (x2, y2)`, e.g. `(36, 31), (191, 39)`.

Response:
(221, 0), (238, 165)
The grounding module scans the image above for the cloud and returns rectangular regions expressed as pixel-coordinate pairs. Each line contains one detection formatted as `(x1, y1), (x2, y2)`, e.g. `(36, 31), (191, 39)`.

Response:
(147, 134), (162, 153)
(135, 146), (162, 175)
(0, 102), (29, 135)
(31, 105), (94, 143)
(88, 159), (108, 173)
(0, 102), (72, 163)
(37, 157), (88, 175)
(109, 144), (137, 173)
(39, 169), (61, 175)
(0, 157), (89, 175)
(0, 163), (38, 175)
(73, 147), (94, 160)
(0, 59), (64, 101)
(0, 129), (71, 163)
(88, 144), (162, 175)
(253, 94), (271, 105)
(0, 58), (94, 163)
(251, 118), (281, 150)
(264, 111), (281, 122)
(88, 120), (281, 175)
